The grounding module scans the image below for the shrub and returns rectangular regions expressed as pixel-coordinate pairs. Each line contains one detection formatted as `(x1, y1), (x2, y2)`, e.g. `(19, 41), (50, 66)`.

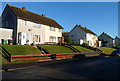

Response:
(82, 43), (89, 47)
(64, 37), (72, 45)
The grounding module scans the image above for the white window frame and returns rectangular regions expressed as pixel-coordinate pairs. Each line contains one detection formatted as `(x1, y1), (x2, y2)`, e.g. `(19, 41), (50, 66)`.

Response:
(33, 23), (41, 28)
(33, 34), (41, 43)
(50, 27), (55, 31)
(49, 36), (56, 42)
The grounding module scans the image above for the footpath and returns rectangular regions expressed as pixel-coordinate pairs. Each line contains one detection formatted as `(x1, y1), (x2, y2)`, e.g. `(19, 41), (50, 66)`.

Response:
(1, 55), (105, 72)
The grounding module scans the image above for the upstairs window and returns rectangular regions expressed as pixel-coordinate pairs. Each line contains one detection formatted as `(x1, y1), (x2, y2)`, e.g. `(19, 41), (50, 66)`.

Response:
(33, 23), (41, 28)
(59, 29), (62, 32)
(5, 21), (8, 27)
(25, 21), (27, 25)
(71, 35), (74, 37)
(50, 27), (55, 31)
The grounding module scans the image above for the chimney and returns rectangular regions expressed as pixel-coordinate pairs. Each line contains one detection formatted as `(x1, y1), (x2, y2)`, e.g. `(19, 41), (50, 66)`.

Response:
(76, 24), (78, 26)
(41, 14), (45, 17)
(85, 27), (87, 29)
(22, 7), (26, 10)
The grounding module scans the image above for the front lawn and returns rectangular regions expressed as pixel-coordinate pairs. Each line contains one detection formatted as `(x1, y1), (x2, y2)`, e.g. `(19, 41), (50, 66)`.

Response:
(72, 45), (94, 52)
(1, 45), (43, 65)
(37, 45), (75, 54)
(2, 45), (42, 55)
(97, 47), (116, 55)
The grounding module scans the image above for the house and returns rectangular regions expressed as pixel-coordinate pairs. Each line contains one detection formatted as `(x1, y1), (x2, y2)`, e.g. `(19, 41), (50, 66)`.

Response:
(0, 28), (13, 44)
(114, 36), (120, 48)
(1, 4), (63, 45)
(69, 25), (100, 47)
(98, 32), (114, 48)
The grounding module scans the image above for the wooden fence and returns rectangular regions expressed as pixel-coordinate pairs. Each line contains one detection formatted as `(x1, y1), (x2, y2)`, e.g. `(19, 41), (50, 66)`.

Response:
(11, 54), (51, 62)
(10, 52), (101, 62)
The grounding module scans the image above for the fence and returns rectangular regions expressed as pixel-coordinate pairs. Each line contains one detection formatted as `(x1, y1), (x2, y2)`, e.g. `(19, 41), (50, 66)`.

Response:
(11, 54), (51, 62)
(10, 52), (101, 62)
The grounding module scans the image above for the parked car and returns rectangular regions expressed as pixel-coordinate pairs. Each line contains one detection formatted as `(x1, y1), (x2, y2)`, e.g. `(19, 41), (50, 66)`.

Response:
(111, 50), (120, 56)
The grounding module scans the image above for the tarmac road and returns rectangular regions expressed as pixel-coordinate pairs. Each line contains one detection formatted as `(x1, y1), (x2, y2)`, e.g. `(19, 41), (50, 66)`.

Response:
(2, 56), (120, 80)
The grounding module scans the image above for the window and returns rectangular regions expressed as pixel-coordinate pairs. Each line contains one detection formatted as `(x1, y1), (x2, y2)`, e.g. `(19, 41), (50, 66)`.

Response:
(22, 20), (24, 24)
(6, 21), (8, 27)
(71, 35), (74, 37)
(3, 21), (8, 27)
(9, 35), (12, 38)
(33, 35), (41, 42)
(59, 29), (62, 32)
(50, 36), (56, 42)
(23, 35), (25, 39)
(33, 23), (41, 28)
(50, 27), (55, 31)
(25, 21), (27, 25)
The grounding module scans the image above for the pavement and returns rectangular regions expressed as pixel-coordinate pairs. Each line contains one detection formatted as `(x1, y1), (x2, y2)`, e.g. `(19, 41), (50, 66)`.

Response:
(1, 56), (103, 72)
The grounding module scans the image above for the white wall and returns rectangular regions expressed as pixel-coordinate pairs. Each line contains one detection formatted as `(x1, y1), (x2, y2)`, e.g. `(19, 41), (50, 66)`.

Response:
(17, 18), (62, 45)
(45, 25), (62, 42)
(0, 28), (13, 44)
(69, 26), (98, 47)
(69, 26), (86, 44)
(86, 33), (98, 47)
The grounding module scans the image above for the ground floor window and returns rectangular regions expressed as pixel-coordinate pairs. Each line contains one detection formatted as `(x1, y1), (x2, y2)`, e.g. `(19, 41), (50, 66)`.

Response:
(33, 35), (41, 43)
(50, 36), (56, 42)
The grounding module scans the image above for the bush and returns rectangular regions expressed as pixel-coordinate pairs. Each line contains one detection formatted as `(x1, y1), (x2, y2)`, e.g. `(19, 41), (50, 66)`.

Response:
(82, 43), (89, 47)
(64, 37), (72, 45)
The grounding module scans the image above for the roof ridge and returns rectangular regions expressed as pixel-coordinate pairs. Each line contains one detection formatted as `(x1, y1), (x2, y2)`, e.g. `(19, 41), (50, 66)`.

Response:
(77, 25), (97, 36)
(102, 32), (113, 39)
(6, 4), (63, 29)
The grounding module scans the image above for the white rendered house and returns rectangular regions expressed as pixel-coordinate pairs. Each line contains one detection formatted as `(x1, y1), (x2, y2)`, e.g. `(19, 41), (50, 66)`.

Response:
(2, 4), (63, 45)
(0, 28), (13, 44)
(69, 25), (99, 47)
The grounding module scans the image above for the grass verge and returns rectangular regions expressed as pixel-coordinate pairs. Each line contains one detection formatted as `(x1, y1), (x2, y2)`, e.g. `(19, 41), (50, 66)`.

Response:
(97, 47), (116, 55)
(2, 45), (42, 55)
(72, 45), (94, 52)
(37, 45), (75, 54)
(1, 45), (43, 65)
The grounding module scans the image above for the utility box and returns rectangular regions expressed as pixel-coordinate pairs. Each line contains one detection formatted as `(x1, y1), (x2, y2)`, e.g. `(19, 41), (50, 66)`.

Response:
(18, 32), (26, 45)
(8, 39), (13, 45)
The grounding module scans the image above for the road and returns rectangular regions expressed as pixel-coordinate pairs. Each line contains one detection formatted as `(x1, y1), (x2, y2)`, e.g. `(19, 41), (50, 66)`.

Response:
(2, 56), (120, 80)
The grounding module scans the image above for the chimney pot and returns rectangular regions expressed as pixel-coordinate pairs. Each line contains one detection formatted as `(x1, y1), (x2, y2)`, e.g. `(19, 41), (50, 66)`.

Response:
(41, 14), (45, 17)
(22, 7), (26, 10)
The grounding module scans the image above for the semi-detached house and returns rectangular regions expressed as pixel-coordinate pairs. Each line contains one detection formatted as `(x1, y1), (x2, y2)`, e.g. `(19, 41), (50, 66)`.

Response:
(2, 4), (63, 45)
(98, 32), (114, 48)
(69, 25), (100, 47)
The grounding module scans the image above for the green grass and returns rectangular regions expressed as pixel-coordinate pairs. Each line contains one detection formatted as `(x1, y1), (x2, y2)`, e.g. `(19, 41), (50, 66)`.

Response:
(2, 45), (42, 55)
(72, 45), (94, 52)
(37, 45), (75, 54)
(97, 47), (116, 55)
(1, 45), (43, 65)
